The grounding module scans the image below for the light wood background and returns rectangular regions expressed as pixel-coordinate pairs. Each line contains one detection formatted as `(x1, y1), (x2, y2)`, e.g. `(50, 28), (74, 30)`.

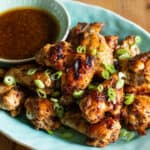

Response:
(0, 0), (150, 150)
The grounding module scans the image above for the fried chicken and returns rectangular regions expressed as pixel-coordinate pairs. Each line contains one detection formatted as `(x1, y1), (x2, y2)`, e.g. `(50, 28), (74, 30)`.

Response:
(79, 74), (124, 124)
(122, 95), (150, 135)
(25, 97), (60, 131)
(35, 41), (73, 71)
(6, 64), (54, 95)
(61, 110), (121, 147)
(0, 84), (25, 116)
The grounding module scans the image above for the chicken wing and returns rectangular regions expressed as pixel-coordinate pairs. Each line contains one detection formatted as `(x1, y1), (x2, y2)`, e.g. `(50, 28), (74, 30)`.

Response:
(0, 84), (25, 116)
(25, 97), (60, 131)
(122, 52), (150, 94)
(35, 41), (73, 71)
(6, 64), (54, 95)
(122, 95), (150, 135)
(61, 110), (121, 147)
(79, 74), (124, 124)
(61, 54), (95, 94)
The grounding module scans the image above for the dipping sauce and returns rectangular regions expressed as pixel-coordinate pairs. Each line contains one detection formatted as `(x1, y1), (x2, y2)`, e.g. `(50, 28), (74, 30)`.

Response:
(0, 8), (60, 59)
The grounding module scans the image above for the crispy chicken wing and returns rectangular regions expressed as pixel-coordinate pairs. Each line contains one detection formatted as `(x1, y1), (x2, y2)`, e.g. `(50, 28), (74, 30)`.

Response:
(61, 110), (121, 147)
(122, 52), (150, 94)
(25, 97), (60, 131)
(35, 41), (73, 70)
(0, 84), (25, 116)
(122, 95), (150, 135)
(79, 74), (124, 124)
(67, 22), (114, 75)
(6, 64), (54, 95)
(61, 54), (95, 94)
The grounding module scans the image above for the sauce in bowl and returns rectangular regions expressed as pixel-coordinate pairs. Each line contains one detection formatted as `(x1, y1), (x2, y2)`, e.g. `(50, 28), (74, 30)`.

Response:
(0, 8), (60, 59)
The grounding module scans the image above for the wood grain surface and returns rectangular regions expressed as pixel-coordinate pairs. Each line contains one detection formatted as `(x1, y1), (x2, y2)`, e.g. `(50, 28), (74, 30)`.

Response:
(0, 0), (150, 150)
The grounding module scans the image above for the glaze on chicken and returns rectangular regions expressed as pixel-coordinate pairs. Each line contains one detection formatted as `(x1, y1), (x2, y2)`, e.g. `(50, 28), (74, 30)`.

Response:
(25, 97), (60, 131)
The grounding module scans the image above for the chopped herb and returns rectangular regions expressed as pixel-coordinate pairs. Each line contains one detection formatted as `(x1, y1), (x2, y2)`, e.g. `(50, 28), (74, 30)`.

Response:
(124, 94), (135, 105)
(76, 45), (86, 54)
(73, 90), (84, 99)
(3, 75), (16, 86)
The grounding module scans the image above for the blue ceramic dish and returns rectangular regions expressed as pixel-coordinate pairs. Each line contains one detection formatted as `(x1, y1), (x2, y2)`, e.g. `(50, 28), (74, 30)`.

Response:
(0, 0), (150, 150)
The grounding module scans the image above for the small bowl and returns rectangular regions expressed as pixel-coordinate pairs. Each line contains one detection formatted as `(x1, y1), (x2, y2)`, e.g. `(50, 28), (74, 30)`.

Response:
(0, 0), (71, 65)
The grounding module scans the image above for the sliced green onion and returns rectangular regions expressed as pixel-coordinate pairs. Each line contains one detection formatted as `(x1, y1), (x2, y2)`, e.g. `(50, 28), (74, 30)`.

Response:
(130, 43), (138, 49)
(51, 91), (60, 98)
(51, 71), (63, 81)
(107, 88), (116, 102)
(116, 78), (124, 89)
(119, 128), (135, 141)
(44, 69), (52, 76)
(47, 130), (53, 134)
(34, 79), (45, 89)
(116, 49), (129, 56)
(135, 36), (142, 44)
(3, 75), (16, 86)
(103, 63), (116, 74)
(97, 84), (103, 92)
(26, 68), (37, 76)
(73, 90), (84, 99)
(54, 103), (64, 118)
(76, 45), (86, 53)
(36, 88), (47, 98)
(101, 69), (110, 80)
(124, 94), (135, 105)
(118, 72), (126, 79)
(90, 49), (97, 56)
(50, 98), (59, 103)
(88, 84), (97, 90)
(118, 53), (131, 60)
(61, 132), (73, 139)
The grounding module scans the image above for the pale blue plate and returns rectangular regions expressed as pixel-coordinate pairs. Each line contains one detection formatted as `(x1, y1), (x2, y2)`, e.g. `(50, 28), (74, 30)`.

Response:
(0, 0), (150, 150)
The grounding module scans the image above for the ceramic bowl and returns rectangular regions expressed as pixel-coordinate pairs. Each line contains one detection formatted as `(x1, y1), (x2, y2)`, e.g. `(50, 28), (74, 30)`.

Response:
(0, 0), (70, 65)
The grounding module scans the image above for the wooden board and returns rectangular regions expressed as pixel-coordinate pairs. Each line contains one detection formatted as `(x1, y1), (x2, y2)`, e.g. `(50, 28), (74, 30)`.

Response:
(0, 0), (149, 150)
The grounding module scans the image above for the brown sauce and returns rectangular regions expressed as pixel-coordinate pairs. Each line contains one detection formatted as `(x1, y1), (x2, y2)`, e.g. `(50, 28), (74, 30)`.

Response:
(0, 8), (60, 59)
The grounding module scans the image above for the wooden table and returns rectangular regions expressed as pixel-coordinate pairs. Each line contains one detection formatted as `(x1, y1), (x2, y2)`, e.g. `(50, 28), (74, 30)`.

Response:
(0, 0), (150, 150)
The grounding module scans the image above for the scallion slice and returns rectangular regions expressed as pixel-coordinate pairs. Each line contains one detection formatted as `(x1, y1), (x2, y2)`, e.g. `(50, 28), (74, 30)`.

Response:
(76, 45), (86, 54)
(107, 88), (116, 102)
(26, 68), (37, 76)
(73, 90), (84, 99)
(124, 94), (135, 105)
(36, 88), (47, 98)
(116, 78), (124, 89)
(51, 71), (63, 81)
(135, 36), (142, 44)
(88, 84), (97, 90)
(3, 75), (16, 86)
(97, 84), (104, 92)
(34, 80), (45, 89)
(101, 69), (110, 80)
(103, 63), (116, 74)
(54, 103), (64, 118)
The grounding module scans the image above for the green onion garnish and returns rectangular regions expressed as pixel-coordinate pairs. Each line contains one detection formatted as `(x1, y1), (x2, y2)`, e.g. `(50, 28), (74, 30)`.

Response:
(51, 91), (60, 98)
(61, 132), (73, 139)
(51, 71), (63, 81)
(44, 69), (52, 76)
(116, 49), (130, 60)
(26, 68), (37, 76)
(76, 45), (86, 54)
(54, 103), (64, 118)
(47, 130), (53, 134)
(135, 36), (142, 44)
(118, 72), (126, 79)
(90, 49), (97, 56)
(73, 90), (84, 99)
(124, 94), (135, 105)
(3, 75), (16, 86)
(34, 80), (45, 89)
(97, 84), (103, 92)
(101, 69), (110, 80)
(88, 84), (97, 90)
(50, 98), (59, 103)
(107, 88), (116, 102)
(119, 128), (135, 141)
(103, 63), (116, 74)
(116, 78), (124, 89)
(36, 88), (47, 98)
